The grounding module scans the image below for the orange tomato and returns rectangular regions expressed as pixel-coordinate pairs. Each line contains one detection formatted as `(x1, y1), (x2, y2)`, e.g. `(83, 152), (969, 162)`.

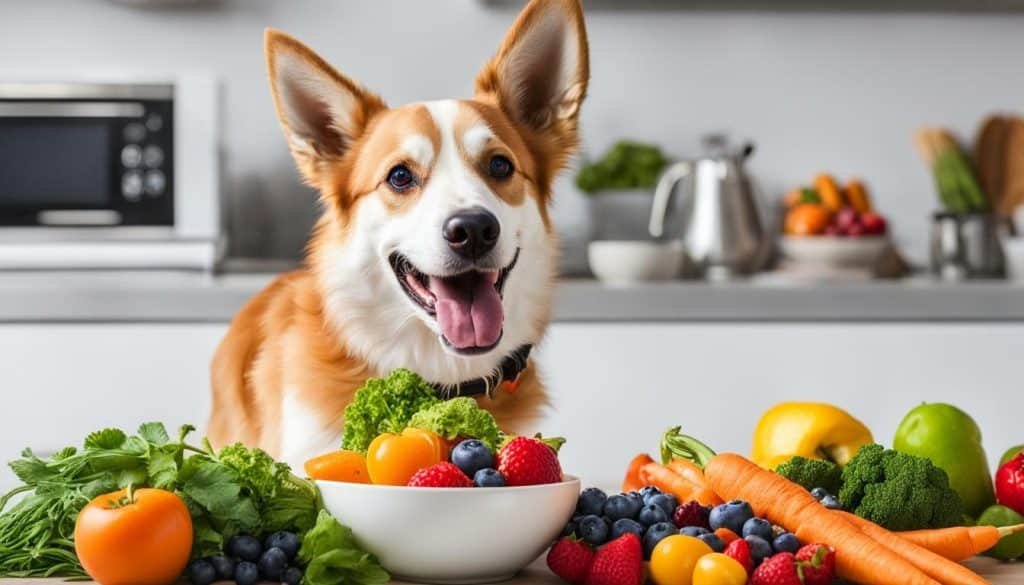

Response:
(74, 487), (192, 585)
(366, 428), (443, 485)
(305, 449), (371, 483)
(403, 427), (450, 461)
(784, 203), (831, 235)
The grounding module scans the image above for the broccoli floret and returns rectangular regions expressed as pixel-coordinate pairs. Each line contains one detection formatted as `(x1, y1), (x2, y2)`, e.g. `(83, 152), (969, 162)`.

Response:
(838, 444), (964, 531)
(775, 456), (842, 494)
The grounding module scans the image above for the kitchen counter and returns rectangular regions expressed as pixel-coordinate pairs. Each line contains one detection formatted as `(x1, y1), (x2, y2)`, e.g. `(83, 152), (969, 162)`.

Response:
(3, 557), (1022, 584)
(1, 268), (1024, 323)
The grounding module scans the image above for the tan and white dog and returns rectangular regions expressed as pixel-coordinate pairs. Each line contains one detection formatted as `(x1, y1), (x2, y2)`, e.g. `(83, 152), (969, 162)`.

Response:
(208, 0), (589, 470)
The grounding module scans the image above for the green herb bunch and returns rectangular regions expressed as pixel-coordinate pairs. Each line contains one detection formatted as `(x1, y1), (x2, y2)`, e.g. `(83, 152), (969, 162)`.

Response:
(0, 423), (319, 577)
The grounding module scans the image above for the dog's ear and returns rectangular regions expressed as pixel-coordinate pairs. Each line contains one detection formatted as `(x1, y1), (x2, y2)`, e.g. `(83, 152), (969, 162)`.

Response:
(265, 29), (387, 185)
(475, 0), (588, 162)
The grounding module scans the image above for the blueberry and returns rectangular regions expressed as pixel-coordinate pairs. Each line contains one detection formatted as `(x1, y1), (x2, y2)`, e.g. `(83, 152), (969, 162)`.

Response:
(603, 494), (642, 521)
(642, 522), (677, 559)
(234, 561), (260, 585)
(810, 487), (830, 501)
(577, 487), (608, 516)
(610, 518), (645, 540)
(228, 534), (262, 562)
(187, 559), (216, 585)
(709, 500), (754, 534)
(450, 439), (495, 478)
(474, 468), (506, 487)
(258, 547), (288, 580)
(745, 535), (773, 565)
(679, 526), (711, 537)
(647, 493), (678, 517)
(562, 517), (579, 537)
(821, 494), (842, 510)
(637, 504), (669, 527)
(773, 532), (801, 554)
(265, 531), (301, 561)
(283, 566), (304, 585)
(578, 514), (610, 546)
(742, 517), (773, 540)
(207, 555), (235, 580)
(697, 533), (726, 553)
(638, 486), (662, 503)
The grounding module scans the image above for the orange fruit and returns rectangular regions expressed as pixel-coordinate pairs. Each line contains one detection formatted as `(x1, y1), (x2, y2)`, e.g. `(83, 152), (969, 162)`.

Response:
(304, 449), (371, 483)
(366, 428), (444, 485)
(784, 203), (831, 235)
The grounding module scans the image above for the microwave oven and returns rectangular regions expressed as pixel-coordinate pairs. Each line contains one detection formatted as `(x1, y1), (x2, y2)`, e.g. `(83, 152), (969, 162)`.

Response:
(0, 75), (222, 270)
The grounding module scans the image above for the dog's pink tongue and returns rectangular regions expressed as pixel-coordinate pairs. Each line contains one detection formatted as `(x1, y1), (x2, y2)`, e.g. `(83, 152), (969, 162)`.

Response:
(430, 272), (503, 349)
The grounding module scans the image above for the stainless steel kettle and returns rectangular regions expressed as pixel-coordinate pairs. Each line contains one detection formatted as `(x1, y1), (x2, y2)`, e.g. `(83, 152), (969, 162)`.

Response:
(648, 135), (765, 279)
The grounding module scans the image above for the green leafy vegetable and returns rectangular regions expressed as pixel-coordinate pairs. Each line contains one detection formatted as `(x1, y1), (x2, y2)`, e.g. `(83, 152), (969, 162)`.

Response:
(341, 368), (440, 453)
(407, 397), (502, 450)
(775, 456), (843, 494)
(0, 422), (321, 576)
(839, 443), (965, 531)
(299, 510), (389, 585)
(576, 140), (668, 195)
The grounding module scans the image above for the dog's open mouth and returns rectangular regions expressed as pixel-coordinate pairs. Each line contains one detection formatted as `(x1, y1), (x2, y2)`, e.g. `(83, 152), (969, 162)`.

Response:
(389, 250), (519, 354)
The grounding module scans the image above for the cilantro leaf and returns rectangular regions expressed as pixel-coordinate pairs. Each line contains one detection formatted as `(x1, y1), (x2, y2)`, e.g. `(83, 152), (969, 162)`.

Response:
(137, 422), (170, 446)
(83, 429), (126, 450)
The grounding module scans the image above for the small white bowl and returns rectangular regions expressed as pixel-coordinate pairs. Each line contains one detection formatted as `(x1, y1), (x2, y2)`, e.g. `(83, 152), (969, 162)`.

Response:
(1005, 237), (1024, 281)
(317, 476), (580, 584)
(588, 240), (684, 284)
(780, 235), (889, 269)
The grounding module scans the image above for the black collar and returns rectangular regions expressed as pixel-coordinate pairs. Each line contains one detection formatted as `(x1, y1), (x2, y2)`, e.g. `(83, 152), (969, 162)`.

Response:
(429, 344), (532, 399)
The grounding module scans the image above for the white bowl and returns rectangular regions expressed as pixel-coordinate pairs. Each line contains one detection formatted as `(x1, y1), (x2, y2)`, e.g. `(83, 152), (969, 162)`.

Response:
(317, 477), (580, 584)
(780, 235), (889, 269)
(1005, 237), (1024, 281)
(588, 240), (684, 284)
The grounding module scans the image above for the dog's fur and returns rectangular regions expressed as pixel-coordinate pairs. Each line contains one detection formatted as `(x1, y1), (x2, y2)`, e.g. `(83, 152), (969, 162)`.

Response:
(207, 0), (589, 470)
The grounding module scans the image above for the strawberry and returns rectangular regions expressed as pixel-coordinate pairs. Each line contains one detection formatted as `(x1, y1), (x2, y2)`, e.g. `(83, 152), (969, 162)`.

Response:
(407, 462), (473, 488)
(584, 533), (643, 585)
(498, 436), (563, 486)
(751, 552), (802, 585)
(546, 537), (594, 584)
(723, 537), (754, 576)
(796, 543), (836, 585)
(671, 500), (710, 529)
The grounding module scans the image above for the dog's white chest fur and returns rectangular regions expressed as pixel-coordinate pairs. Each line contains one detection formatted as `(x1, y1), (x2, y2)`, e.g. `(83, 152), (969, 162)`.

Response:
(280, 389), (343, 472)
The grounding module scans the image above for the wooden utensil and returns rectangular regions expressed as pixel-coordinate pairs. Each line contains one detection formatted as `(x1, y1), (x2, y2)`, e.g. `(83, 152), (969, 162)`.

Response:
(974, 115), (1011, 214)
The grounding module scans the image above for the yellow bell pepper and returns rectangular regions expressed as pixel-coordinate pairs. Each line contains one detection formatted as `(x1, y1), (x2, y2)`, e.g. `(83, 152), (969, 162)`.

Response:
(751, 402), (873, 469)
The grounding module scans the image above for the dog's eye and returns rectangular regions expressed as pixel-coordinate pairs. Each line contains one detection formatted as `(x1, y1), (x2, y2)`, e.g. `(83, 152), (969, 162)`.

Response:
(387, 165), (415, 191)
(488, 155), (514, 180)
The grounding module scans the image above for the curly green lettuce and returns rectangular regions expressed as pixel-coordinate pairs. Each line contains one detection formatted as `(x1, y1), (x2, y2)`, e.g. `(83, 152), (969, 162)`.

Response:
(340, 369), (441, 453)
(407, 397), (503, 450)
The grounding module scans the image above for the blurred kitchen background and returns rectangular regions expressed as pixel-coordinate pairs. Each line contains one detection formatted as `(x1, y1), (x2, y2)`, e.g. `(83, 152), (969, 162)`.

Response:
(1, 0), (1023, 491)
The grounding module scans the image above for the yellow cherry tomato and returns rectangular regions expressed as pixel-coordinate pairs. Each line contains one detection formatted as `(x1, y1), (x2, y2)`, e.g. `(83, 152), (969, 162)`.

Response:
(366, 428), (443, 485)
(649, 535), (714, 585)
(692, 553), (748, 585)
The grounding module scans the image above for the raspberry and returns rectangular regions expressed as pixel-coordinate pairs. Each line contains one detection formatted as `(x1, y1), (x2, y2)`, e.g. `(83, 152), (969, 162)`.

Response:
(672, 500), (711, 528)
(407, 462), (473, 488)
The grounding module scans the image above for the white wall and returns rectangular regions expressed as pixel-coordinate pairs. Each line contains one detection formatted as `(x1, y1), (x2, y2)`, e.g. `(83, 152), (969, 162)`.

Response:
(2, 322), (1021, 493)
(1, 0), (1021, 262)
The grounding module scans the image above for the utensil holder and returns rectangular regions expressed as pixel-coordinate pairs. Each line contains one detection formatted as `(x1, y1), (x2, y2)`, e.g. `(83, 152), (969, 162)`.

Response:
(929, 212), (1007, 280)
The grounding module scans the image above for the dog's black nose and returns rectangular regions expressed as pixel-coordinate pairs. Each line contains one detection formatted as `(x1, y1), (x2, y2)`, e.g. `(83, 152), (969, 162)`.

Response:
(443, 208), (500, 260)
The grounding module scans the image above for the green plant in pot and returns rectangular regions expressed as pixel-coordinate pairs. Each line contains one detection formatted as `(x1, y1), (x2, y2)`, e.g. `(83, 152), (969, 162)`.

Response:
(577, 141), (668, 240)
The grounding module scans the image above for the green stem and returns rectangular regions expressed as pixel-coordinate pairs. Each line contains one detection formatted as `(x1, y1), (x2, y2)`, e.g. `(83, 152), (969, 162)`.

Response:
(660, 426), (718, 469)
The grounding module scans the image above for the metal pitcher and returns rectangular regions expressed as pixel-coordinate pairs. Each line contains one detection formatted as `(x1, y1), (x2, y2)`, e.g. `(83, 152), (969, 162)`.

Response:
(648, 136), (765, 279)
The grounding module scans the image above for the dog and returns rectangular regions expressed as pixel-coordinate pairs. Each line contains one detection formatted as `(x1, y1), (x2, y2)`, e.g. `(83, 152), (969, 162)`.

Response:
(207, 0), (589, 471)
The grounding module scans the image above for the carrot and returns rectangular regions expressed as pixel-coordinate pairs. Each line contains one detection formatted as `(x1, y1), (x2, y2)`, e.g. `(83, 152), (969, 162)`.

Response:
(304, 450), (370, 483)
(715, 528), (740, 545)
(639, 463), (721, 506)
(899, 524), (1024, 561)
(837, 511), (988, 585)
(622, 453), (654, 492)
(704, 453), (940, 585)
(666, 458), (708, 487)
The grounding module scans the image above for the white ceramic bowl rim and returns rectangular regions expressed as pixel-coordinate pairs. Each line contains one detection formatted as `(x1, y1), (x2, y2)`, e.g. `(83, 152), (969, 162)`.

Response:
(315, 475), (580, 493)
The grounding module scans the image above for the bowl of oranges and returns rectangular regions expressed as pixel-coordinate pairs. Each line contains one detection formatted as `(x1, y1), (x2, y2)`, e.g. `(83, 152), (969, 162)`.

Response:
(781, 174), (890, 270)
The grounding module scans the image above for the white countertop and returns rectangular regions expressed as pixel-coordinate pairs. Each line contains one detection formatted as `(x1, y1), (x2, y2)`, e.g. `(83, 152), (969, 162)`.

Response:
(1, 268), (1024, 323)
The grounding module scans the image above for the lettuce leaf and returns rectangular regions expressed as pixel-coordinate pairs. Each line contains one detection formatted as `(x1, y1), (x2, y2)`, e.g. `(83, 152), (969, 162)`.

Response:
(341, 369), (440, 453)
(298, 510), (389, 585)
(407, 397), (502, 450)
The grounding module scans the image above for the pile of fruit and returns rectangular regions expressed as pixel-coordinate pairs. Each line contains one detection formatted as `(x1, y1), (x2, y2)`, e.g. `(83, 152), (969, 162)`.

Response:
(783, 174), (887, 237)
(547, 488), (836, 585)
(304, 369), (564, 487)
(187, 532), (303, 585)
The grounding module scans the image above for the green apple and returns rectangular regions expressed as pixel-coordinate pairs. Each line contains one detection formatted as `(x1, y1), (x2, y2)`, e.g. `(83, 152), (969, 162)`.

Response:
(893, 403), (995, 518)
(978, 505), (1024, 561)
